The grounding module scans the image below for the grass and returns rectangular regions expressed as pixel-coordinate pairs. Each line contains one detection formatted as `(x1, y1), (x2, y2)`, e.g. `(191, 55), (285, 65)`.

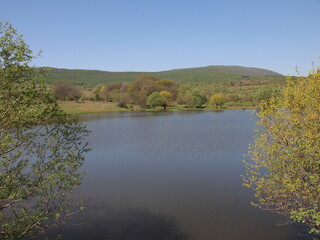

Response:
(59, 101), (184, 114)
(59, 101), (130, 114)
(59, 100), (257, 115)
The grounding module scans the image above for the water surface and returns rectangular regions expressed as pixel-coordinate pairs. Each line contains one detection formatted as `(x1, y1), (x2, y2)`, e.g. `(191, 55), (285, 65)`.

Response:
(52, 111), (311, 240)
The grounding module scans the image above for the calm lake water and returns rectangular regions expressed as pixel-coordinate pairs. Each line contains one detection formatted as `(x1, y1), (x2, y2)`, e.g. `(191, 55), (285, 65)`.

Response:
(51, 110), (311, 240)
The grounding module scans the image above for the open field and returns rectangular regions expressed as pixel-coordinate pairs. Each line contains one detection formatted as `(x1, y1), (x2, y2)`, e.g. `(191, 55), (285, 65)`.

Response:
(59, 101), (130, 114)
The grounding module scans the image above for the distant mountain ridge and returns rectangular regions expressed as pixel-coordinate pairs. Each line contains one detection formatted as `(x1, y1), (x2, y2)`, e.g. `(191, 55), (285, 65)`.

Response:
(162, 65), (281, 75)
(43, 65), (282, 86)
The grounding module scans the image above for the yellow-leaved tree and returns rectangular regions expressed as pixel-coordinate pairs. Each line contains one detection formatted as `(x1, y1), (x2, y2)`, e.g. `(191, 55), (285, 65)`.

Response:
(243, 66), (320, 236)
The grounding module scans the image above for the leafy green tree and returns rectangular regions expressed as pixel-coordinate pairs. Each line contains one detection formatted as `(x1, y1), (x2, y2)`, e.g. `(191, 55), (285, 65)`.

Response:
(159, 91), (173, 109)
(128, 75), (179, 107)
(243, 67), (320, 236)
(186, 91), (206, 108)
(255, 86), (280, 103)
(177, 85), (192, 105)
(156, 79), (175, 87)
(146, 92), (162, 108)
(156, 79), (179, 99)
(209, 93), (225, 108)
(0, 22), (89, 240)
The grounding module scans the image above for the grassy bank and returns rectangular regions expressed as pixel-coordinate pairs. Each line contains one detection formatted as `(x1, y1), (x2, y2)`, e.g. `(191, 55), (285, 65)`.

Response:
(59, 101), (129, 114)
(59, 100), (256, 115)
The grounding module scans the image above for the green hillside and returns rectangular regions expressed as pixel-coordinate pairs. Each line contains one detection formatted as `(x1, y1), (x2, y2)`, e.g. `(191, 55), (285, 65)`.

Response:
(43, 65), (283, 87)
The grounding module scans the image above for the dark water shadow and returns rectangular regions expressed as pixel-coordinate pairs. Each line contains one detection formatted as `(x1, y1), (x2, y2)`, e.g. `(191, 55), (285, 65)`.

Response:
(46, 201), (190, 240)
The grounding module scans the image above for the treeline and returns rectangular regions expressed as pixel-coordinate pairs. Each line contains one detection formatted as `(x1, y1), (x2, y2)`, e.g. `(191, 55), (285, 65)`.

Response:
(53, 74), (282, 109)
(93, 75), (179, 108)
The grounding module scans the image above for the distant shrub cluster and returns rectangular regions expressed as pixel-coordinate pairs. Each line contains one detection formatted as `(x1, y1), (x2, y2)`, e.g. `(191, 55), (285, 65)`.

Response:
(53, 82), (82, 101)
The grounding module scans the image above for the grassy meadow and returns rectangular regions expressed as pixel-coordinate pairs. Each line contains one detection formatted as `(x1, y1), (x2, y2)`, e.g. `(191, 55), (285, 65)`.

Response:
(59, 101), (130, 114)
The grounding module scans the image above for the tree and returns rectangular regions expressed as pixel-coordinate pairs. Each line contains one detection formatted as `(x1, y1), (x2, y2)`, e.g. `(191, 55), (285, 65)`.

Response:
(156, 79), (179, 99)
(156, 79), (175, 87)
(128, 75), (162, 107)
(147, 92), (162, 108)
(128, 75), (178, 108)
(0, 22), (89, 239)
(177, 85), (192, 105)
(186, 91), (206, 108)
(243, 67), (320, 236)
(146, 91), (173, 110)
(209, 93), (225, 108)
(159, 91), (173, 109)
(255, 86), (280, 103)
(53, 82), (82, 101)
(113, 92), (132, 108)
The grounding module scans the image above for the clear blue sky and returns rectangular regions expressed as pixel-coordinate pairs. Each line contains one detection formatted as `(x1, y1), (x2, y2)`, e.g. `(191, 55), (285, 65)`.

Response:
(1, 0), (319, 75)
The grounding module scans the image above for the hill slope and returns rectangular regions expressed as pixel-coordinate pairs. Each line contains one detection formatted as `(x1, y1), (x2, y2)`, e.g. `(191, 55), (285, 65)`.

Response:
(43, 65), (282, 86)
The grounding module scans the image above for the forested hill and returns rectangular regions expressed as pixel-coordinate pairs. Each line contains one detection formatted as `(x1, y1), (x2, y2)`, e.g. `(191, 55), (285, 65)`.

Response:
(43, 65), (283, 86)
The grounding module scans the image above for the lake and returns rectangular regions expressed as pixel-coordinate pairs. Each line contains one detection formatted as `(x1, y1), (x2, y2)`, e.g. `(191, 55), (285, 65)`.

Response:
(50, 110), (311, 240)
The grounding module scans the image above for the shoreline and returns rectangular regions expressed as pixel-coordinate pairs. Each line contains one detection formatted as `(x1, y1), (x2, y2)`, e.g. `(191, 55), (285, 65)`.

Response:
(59, 101), (256, 115)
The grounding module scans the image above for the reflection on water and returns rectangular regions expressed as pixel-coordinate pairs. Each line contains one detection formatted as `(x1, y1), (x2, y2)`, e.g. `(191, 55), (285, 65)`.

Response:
(77, 111), (179, 122)
(50, 111), (311, 240)
(50, 201), (189, 240)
